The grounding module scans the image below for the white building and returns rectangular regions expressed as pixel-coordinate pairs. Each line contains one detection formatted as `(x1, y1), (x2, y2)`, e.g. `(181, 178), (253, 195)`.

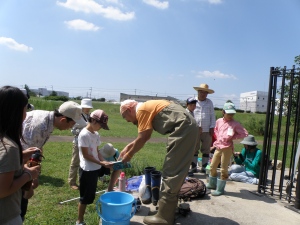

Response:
(120, 93), (179, 103)
(31, 88), (69, 97)
(240, 91), (268, 113)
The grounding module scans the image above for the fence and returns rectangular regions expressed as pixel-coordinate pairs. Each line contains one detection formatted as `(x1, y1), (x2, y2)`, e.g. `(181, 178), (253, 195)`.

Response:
(258, 66), (300, 210)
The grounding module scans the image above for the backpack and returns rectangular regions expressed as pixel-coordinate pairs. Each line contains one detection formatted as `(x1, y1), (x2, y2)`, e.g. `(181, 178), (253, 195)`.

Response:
(178, 177), (206, 201)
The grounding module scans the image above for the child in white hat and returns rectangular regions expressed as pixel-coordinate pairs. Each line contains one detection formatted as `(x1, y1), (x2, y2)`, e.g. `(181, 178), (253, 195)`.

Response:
(68, 99), (93, 190)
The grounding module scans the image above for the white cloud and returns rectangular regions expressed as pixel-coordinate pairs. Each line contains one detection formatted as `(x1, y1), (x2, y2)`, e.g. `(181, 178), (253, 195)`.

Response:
(64, 19), (101, 31)
(105, 0), (121, 5)
(208, 0), (223, 4)
(143, 0), (169, 9)
(223, 94), (237, 98)
(57, 0), (135, 21)
(195, 70), (237, 79)
(0, 37), (33, 52)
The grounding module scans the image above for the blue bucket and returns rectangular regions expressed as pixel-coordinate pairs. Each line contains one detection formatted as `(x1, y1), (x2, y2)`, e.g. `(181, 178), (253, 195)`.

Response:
(96, 192), (136, 225)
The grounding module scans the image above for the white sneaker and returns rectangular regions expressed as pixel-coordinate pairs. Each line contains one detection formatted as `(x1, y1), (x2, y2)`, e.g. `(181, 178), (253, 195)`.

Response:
(252, 178), (259, 185)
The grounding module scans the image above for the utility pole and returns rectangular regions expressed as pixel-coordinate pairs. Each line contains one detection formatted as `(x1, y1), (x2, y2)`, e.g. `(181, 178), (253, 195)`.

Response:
(89, 87), (92, 99)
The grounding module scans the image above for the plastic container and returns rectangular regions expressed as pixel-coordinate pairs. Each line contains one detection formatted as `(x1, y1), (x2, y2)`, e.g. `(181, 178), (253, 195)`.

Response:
(198, 158), (202, 168)
(96, 192), (136, 225)
(119, 172), (126, 192)
(205, 163), (211, 182)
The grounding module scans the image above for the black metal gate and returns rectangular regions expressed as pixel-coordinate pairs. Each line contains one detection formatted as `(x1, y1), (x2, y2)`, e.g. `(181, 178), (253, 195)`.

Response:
(258, 66), (300, 210)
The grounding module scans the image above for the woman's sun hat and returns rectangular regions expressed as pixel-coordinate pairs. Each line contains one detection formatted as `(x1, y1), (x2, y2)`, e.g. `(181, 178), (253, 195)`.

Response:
(240, 135), (258, 146)
(81, 98), (93, 109)
(193, 83), (214, 94)
(99, 143), (116, 158)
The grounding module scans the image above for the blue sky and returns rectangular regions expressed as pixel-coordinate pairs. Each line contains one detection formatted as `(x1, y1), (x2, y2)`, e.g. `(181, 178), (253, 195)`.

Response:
(1, 0), (300, 108)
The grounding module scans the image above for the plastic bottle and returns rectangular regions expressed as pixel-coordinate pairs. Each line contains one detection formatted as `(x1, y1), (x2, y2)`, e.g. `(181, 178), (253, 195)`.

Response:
(205, 162), (211, 183)
(118, 172), (126, 192)
(198, 158), (202, 168)
(22, 150), (44, 191)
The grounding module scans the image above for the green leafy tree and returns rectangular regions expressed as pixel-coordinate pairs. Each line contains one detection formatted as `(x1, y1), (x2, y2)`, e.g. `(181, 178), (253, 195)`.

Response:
(44, 96), (69, 101)
(24, 84), (30, 94)
(50, 91), (58, 96)
(24, 84), (36, 97)
(73, 96), (82, 100)
(276, 55), (300, 124)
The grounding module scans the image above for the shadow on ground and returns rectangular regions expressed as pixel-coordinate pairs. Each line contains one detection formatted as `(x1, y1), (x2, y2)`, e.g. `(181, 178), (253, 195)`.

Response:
(39, 174), (65, 187)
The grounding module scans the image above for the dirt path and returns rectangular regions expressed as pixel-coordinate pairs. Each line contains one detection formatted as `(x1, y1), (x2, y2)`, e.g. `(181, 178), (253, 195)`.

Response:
(49, 135), (167, 143)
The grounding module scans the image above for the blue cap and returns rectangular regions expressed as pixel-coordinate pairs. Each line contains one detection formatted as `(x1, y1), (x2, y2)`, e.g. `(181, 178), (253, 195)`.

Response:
(187, 97), (197, 104)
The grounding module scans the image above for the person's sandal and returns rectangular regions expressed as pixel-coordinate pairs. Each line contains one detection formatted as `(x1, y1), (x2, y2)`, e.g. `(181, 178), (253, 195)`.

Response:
(70, 185), (79, 190)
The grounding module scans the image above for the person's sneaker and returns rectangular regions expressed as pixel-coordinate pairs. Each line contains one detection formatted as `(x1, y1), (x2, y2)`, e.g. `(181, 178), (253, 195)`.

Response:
(133, 197), (141, 212)
(75, 221), (86, 225)
(252, 178), (259, 185)
(70, 184), (79, 190)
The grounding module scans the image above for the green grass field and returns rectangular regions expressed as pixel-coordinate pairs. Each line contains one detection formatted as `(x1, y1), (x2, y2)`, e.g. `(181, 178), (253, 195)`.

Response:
(23, 142), (166, 225)
(22, 98), (291, 224)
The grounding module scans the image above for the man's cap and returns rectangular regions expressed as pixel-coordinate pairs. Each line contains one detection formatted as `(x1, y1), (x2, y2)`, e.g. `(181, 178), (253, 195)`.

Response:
(223, 102), (236, 114)
(193, 83), (214, 94)
(81, 98), (93, 109)
(186, 97), (197, 104)
(99, 143), (116, 158)
(58, 101), (82, 121)
(90, 109), (109, 130)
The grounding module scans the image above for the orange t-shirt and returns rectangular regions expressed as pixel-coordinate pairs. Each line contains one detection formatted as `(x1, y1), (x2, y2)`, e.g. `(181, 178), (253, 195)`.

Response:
(137, 100), (171, 133)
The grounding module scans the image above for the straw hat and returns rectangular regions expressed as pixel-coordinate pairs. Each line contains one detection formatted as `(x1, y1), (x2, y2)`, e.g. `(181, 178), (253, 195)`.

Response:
(240, 135), (258, 146)
(99, 143), (116, 158)
(193, 84), (214, 94)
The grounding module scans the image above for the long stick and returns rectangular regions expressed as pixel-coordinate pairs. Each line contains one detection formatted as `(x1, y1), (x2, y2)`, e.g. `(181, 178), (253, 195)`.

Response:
(59, 190), (105, 204)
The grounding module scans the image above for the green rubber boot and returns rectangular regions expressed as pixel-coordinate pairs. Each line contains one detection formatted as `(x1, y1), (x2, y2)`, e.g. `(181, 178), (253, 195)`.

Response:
(206, 176), (217, 189)
(212, 179), (226, 196)
(143, 198), (177, 225)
